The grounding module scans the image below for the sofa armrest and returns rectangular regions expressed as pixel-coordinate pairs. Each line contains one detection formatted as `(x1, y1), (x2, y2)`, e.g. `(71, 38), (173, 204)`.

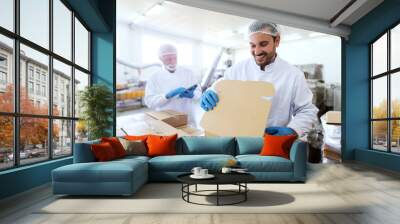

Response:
(73, 140), (100, 163)
(289, 140), (307, 182)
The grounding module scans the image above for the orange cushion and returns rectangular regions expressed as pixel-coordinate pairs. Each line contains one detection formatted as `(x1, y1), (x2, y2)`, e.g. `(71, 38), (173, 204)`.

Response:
(91, 142), (118, 161)
(101, 137), (127, 158)
(146, 134), (177, 157)
(259, 134), (298, 159)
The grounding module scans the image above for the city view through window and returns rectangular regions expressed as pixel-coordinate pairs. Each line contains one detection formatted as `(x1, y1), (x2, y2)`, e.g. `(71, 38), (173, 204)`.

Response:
(0, 0), (91, 170)
(371, 24), (400, 153)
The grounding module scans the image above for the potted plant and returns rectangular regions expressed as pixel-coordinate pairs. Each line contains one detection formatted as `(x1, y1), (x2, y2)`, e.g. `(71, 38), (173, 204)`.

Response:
(79, 84), (114, 140)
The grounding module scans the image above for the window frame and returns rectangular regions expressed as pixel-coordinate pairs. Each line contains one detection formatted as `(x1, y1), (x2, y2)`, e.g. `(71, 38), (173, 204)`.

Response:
(370, 20), (400, 154)
(0, 0), (92, 171)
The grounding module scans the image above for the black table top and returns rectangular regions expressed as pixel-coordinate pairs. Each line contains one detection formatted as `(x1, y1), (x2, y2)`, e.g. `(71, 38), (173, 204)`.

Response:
(177, 172), (255, 185)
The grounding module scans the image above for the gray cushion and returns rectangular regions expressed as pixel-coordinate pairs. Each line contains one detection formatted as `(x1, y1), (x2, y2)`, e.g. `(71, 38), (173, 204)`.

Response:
(118, 138), (147, 156)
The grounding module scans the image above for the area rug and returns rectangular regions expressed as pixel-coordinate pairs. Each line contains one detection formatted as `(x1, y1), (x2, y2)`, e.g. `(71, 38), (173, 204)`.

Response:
(37, 183), (362, 214)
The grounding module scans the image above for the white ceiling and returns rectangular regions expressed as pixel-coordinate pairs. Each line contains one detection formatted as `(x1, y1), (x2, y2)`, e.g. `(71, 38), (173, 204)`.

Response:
(226, 0), (352, 22)
(117, 0), (383, 47)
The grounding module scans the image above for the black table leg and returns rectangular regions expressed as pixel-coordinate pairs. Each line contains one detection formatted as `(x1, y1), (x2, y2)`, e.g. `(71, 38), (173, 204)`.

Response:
(245, 183), (247, 201)
(217, 184), (219, 206)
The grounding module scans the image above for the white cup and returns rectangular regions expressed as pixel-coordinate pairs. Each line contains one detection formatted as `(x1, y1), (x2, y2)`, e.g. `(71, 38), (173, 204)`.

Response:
(191, 167), (202, 176)
(200, 169), (208, 176)
(221, 167), (232, 174)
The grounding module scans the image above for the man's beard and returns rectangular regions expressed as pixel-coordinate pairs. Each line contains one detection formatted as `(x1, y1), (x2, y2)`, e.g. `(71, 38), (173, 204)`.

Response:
(253, 51), (275, 69)
(165, 64), (176, 72)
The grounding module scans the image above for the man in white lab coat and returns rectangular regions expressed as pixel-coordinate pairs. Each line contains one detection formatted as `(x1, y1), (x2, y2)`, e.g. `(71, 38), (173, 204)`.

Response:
(144, 44), (201, 123)
(201, 21), (318, 136)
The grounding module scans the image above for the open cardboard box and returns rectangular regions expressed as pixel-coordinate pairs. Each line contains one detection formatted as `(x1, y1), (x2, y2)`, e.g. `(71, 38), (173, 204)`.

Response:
(146, 110), (188, 128)
(325, 111), (341, 125)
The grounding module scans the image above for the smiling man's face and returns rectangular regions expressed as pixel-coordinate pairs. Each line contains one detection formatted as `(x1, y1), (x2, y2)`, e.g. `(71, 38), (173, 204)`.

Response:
(249, 32), (280, 70)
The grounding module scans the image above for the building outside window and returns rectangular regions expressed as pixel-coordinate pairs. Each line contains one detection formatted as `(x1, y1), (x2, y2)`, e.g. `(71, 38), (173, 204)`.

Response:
(0, 71), (6, 84)
(42, 85), (46, 97)
(0, 54), (7, 67)
(41, 73), (46, 82)
(28, 81), (34, 94)
(0, 0), (91, 170)
(0, 54), (7, 89)
(28, 66), (34, 79)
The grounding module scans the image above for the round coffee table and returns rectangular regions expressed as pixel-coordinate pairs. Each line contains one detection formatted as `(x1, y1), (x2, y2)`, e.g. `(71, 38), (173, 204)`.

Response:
(177, 173), (255, 206)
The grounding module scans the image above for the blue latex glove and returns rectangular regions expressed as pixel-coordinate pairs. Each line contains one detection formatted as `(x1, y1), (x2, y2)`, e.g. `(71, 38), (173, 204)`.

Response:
(179, 89), (195, 98)
(179, 85), (197, 98)
(165, 87), (186, 99)
(200, 90), (219, 111)
(265, 127), (297, 136)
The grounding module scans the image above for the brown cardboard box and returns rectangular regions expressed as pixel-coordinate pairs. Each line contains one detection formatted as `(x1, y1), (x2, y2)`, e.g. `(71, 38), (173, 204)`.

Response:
(146, 110), (187, 127)
(325, 111), (341, 125)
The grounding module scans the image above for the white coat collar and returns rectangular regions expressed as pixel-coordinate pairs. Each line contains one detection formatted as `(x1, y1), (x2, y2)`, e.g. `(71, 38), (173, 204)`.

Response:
(251, 54), (280, 72)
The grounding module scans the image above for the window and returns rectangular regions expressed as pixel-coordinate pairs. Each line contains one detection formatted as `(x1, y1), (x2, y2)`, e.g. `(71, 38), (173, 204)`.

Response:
(28, 67), (34, 80)
(53, 119), (72, 158)
(42, 85), (46, 97)
(0, 116), (13, 170)
(20, 0), (49, 49)
(28, 81), (34, 94)
(0, 0), (91, 170)
(53, 59), (71, 116)
(0, 54), (7, 67)
(371, 23), (400, 154)
(36, 83), (40, 95)
(53, 0), (72, 60)
(0, 0), (14, 31)
(35, 70), (41, 81)
(0, 35), (13, 110)
(75, 18), (89, 69)
(0, 71), (6, 85)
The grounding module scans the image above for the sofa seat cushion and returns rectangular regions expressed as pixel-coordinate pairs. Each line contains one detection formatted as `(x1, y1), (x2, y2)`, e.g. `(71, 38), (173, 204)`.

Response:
(53, 159), (147, 183)
(116, 155), (150, 163)
(236, 155), (293, 172)
(149, 154), (235, 172)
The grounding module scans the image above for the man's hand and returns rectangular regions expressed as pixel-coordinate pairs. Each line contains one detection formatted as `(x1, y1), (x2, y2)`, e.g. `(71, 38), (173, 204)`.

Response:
(165, 87), (186, 99)
(179, 89), (195, 98)
(200, 90), (219, 111)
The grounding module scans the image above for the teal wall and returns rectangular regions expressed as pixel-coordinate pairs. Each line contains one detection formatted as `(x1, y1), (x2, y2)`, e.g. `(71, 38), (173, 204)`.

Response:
(91, 32), (115, 135)
(0, 0), (116, 200)
(0, 158), (72, 199)
(343, 0), (400, 171)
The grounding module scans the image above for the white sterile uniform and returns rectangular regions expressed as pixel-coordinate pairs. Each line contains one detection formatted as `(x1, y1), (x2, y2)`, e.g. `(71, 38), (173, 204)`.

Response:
(144, 66), (201, 120)
(216, 56), (318, 136)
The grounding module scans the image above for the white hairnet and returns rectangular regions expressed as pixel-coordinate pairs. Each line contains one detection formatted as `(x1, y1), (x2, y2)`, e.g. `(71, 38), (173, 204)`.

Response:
(158, 44), (177, 57)
(248, 21), (280, 37)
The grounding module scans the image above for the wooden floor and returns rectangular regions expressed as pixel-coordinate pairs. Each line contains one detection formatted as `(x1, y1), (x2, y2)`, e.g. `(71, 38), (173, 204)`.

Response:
(1, 162), (400, 224)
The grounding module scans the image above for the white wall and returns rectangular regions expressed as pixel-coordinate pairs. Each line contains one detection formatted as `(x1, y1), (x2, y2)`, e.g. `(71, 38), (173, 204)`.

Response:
(117, 22), (227, 84)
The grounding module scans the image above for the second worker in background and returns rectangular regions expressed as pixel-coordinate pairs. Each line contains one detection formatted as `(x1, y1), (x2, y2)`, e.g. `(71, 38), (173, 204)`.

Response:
(144, 44), (201, 124)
